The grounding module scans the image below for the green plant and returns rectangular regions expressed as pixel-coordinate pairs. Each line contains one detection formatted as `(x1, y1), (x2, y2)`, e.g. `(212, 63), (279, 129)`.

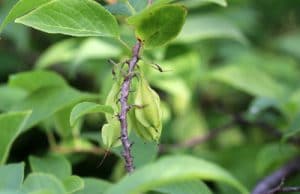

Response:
(1, 0), (300, 194)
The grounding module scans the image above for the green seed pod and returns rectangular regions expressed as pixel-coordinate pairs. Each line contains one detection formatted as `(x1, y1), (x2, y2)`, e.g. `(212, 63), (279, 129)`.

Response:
(101, 117), (121, 149)
(134, 77), (162, 141)
(128, 110), (155, 141)
(105, 82), (120, 122)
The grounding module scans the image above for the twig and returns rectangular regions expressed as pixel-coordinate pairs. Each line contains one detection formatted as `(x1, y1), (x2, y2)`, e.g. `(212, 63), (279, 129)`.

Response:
(254, 122), (300, 146)
(278, 186), (300, 193)
(52, 145), (106, 155)
(118, 39), (142, 173)
(251, 157), (300, 194)
(159, 119), (235, 152)
(236, 117), (300, 146)
(266, 179), (285, 194)
(159, 114), (300, 153)
(46, 131), (57, 150)
(230, 113), (300, 146)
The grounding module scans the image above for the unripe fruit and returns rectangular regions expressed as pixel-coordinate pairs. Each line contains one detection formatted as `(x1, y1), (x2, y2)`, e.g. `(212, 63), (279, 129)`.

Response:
(101, 117), (121, 149)
(105, 82), (120, 122)
(128, 111), (155, 141)
(134, 77), (162, 141)
(102, 82), (123, 149)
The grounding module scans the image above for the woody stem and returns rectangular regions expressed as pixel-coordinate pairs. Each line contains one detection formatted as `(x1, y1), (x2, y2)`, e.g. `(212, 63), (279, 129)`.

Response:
(118, 39), (142, 173)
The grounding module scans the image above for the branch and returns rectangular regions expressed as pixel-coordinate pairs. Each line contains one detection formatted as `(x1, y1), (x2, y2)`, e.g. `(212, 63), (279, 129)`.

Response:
(277, 186), (300, 193)
(251, 157), (300, 194)
(235, 116), (300, 146)
(253, 122), (300, 146)
(118, 40), (142, 173)
(159, 119), (235, 152)
(52, 145), (105, 155)
(159, 114), (300, 153)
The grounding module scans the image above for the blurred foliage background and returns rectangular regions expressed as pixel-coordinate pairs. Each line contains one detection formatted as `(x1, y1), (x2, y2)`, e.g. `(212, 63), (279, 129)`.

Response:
(1, 0), (300, 193)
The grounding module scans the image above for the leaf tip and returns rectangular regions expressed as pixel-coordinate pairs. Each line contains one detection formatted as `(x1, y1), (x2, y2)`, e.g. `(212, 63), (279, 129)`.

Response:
(221, 0), (228, 7)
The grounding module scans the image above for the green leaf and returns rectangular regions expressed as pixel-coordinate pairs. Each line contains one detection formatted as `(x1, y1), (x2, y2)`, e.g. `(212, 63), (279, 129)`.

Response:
(105, 155), (248, 194)
(0, 15), (27, 50)
(149, 52), (200, 87)
(29, 155), (71, 180)
(0, 111), (31, 164)
(157, 0), (226, 6)
(105, 3), (132, 16)
(182, 0), (227, 8)
(15, 0), (119, 37)
(151, 77), (191, 114)
(130, 133), (158, 169)
(127, 4), (187, 48)
(154, 0), (227, 7)
(12, 86), (95, 130)
(152, 0), (174, 5)
(29, 191), (53, 194)
(54, 105), (76, 139)
(284, 89), (300, 118)
(73, 38), (122, 65)
(274, 32), (300, 60)
(70, 102), (114, 127)
(169, 110), (207, 142)
(35, 38), (121, 69)
(0, 85), (27, 111)
(110, 130), (158, 167)
(177, 15), (247, 44)
(0, 163), (24, 190)
(9, 71), (67, 92)
(0, 191), (25, 194)
(282, 112), (300, 141)
(35, 39), (80, 69)
(128, 0), (148, 12)
(155, 180), (212, 194)
(256, 143), (298, 176)
(0, 3), (30, 51)
(74, 178), (111, 194)
(22, 173), (66, 194)
(248, 97), (280, 115)
(0, 0), (48, 33)
(209, 64), (286, 99)
(152, 0), (175, 6)
(62, 176), (84, 193)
